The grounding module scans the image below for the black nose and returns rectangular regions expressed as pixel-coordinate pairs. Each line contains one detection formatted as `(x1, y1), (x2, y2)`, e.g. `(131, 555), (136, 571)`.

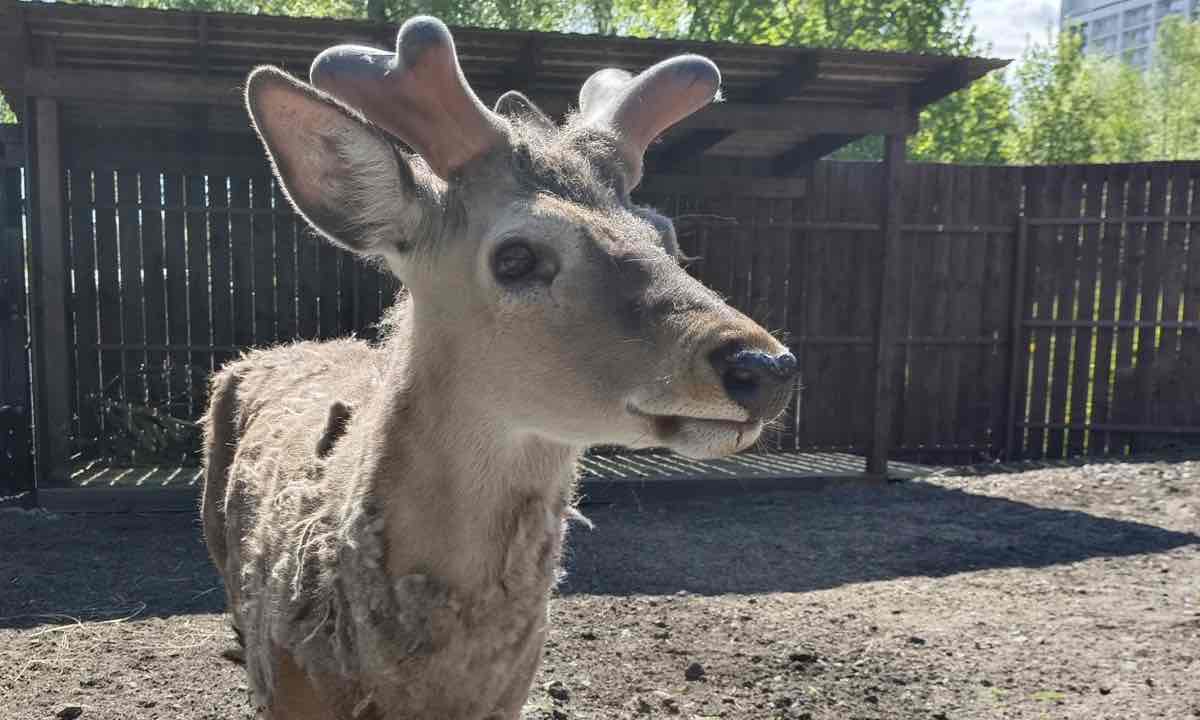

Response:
(711, 345), (799, 419)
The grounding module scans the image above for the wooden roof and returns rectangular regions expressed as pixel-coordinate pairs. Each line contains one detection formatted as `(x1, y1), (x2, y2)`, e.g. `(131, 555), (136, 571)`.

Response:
(0, 0), (1008, 173)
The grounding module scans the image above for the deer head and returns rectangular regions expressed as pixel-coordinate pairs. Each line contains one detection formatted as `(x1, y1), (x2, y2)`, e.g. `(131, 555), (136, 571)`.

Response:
(244, 17), (797, 459)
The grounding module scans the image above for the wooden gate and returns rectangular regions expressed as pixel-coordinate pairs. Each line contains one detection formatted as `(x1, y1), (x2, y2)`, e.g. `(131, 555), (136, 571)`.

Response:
(1010, 164), (1200, 458)
(0, 128), (34, 495)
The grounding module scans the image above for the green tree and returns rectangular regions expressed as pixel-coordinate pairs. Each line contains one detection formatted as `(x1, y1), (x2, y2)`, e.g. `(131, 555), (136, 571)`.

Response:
(1006, 30), (1102, 164)
(1147, 17), (1200, 160)
(0, 95), (15, 125)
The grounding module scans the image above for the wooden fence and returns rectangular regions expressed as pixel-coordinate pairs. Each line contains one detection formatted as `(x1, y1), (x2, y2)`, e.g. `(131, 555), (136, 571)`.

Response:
(1, 158), (32, 495)
(1, 130), (1199, 483)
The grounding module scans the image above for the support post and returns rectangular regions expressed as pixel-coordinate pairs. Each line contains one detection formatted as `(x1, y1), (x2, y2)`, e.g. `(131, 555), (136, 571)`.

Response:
(867, 133), (906, 477)
(26, 95), (73, 488)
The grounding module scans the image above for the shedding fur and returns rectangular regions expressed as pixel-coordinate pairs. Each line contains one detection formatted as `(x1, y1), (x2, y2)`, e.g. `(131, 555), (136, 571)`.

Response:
(206, 32), (792, 720)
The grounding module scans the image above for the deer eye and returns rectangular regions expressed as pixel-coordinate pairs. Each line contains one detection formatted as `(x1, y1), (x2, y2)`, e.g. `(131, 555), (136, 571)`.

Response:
(493, 240), (538, 282)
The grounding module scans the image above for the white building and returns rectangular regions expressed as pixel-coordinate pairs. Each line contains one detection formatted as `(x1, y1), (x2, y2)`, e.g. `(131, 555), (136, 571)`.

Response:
(1062, 0), (1200, 68)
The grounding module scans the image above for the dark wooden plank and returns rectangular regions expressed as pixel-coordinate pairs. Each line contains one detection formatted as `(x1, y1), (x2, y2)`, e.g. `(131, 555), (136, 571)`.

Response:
(250, 174), (276, 345)
(849, 163), (880, 452)
(767, 195), (795, 449)
(295, 223), (320, 340)
(1182, 167), (1200, 429)
(800, 163), (832, 448)
(318, 238), (340, 339)
(68, 168), (100, 446)
(1159, 166), (1191, 428)
(229, 176), (254, 348)
(1, 166), (34, 490)
(1133, 165), (1170, 440)
(947, 164), (982, 451)
(984, 166), (1021, 457)
(1022, 165), (1063, 459)
(1065, 166), (1104, 455)
(1045, 165), (1085, 458)
(208, 175), (233, 370)
(93, 169), (123, 417)
(1087, 167), (1127, 456)
(921, 165), (955, 452)
(162, 173), (190, 421)
(900, 163), (937, 451)
(184, 174), (211, 414)
(1109, 165), (1152, 454)
(117, 170), (145, 405)
(338, 247), (357, 336)
(273, 181), (297, 342)
(138, 171), (167, 411)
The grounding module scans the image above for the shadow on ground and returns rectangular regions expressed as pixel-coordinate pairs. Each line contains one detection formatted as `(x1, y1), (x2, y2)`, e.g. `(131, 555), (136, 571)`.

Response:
(1, 476), (1196, 628)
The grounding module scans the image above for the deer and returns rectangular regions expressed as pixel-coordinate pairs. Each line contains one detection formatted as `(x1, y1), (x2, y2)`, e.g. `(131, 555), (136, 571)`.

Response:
(201, 16), (799, 720)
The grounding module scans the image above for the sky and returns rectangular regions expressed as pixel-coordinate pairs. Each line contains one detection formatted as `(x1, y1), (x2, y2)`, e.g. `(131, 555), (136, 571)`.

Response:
(968, 0), (1060, 59)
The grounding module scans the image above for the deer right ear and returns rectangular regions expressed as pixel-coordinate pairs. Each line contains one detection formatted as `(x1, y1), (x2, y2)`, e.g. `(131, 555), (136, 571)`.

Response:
(245, 66), (434, 257)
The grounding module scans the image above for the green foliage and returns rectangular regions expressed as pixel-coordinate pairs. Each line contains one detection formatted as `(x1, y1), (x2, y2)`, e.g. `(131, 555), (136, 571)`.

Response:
(1147, 17), (1200, 159)
(0, 93), (15, 124)
(1005, 30), (1102, 164)
(1006, 19), (1200, 164)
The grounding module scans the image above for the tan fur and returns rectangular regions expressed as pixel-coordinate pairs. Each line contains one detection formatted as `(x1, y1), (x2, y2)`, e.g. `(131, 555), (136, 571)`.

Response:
(204, 30), (796, 720)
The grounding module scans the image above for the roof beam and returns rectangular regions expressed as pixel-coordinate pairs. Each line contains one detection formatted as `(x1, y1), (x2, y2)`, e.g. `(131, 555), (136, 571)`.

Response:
(772, 133), (861, 174)
(650, 57), (820, 173)
(21, 67), (916, 135)
(910, 60), (972, 108)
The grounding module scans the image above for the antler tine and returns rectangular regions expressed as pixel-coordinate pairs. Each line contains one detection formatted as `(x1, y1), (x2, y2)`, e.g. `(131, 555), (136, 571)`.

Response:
(580, 56), (721, 190)
(310, 16), (507, 179)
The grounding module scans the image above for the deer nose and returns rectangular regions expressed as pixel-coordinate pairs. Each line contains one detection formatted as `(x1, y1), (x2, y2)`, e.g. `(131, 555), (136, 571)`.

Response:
(710, 345), (799, 420)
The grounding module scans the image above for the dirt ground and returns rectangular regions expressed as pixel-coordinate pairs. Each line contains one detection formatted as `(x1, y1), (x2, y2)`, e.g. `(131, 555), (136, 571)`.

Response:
(2, 459), (1198, 720)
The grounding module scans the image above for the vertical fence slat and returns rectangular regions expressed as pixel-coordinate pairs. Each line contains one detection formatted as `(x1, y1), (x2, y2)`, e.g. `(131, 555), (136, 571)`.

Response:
(984, 167), (1019, 457)
(69, 169), (99, 447)
(318, 237), (339, 339)
(93, 169), (123, 437)
(1133, 166), (1170, 445)
(230, 177), (254, 349)
(1066, 166), (1104, 455)
(251, 174), (275, 345)
(117, 170), (145, 406)
(1045, 166), (1085, 458)
(1, 165), (33, 489)
(138, 171), (167, 412)
(1182, 169), (1200, 429)
(1023, 165), (1060, 458)
(185, 174), (211, 414)
(208, 175), (233, 370)
(1160, 166), (1193, 429)
(1109, 165), (1152, 454)
(162, 173), (190, 421)
(297, 223), (320, 340)
(273, 181), (297, 342)
(1087, 167), (1127, 455)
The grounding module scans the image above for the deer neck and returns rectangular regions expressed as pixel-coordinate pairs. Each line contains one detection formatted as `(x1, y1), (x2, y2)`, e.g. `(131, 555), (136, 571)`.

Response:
(366, 297), (580, 595)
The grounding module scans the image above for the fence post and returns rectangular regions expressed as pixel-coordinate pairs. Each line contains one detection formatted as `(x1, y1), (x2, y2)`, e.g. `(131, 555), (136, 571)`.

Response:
(867, 133), (906, 477)
(1002, 215), (1030, 460)
(25, 96), (74, 488)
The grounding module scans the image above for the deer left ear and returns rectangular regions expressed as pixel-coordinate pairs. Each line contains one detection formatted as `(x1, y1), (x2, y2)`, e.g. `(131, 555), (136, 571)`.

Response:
(245, 65), (436, 257)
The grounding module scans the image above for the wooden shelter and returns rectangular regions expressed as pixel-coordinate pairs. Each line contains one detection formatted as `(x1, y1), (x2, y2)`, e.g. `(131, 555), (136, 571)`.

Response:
(0, 0), (1010, 499)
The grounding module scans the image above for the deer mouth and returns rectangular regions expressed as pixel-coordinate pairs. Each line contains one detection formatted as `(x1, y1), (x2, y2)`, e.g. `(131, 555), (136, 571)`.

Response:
(627, 403), (762, 456)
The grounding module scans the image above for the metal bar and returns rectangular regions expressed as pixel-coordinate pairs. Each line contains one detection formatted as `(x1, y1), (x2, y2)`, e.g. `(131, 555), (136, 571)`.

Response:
(1003, 215), (1030, 461)
(1023, 319), (1200, 330)
(794, 336), (1004, 346)
(69, 202), (292, 217)
(682, 220), (1015, 234)
(95, 342), (244, 353)
(1027, 215), (1200, 226)
(1017, 421), (1200, 434)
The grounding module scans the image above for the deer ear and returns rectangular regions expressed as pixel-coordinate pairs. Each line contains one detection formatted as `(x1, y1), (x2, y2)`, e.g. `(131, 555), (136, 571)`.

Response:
(246, 66), (433, 256)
